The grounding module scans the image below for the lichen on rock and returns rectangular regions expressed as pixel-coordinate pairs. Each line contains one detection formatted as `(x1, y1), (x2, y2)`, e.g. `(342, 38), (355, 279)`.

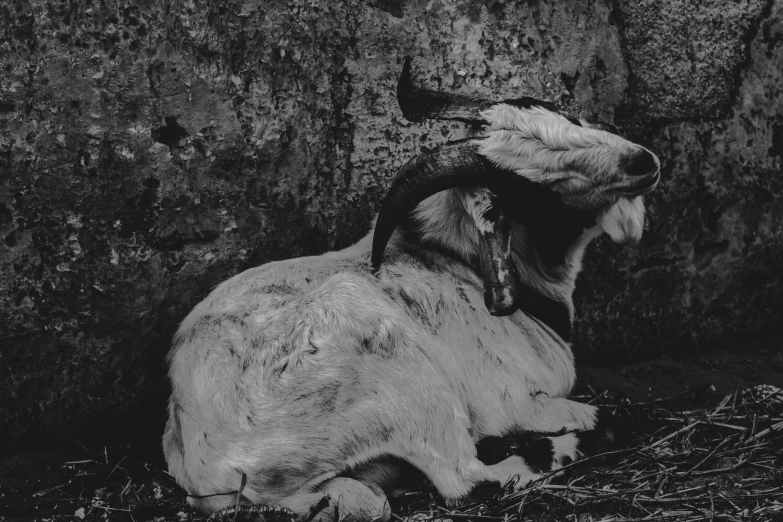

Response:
(0, 0), (781, 450)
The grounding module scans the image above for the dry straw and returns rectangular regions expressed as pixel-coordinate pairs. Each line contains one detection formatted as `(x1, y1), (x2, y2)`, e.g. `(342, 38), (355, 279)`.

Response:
(13, 386), (782, 521)
(388, 385), (783, 522)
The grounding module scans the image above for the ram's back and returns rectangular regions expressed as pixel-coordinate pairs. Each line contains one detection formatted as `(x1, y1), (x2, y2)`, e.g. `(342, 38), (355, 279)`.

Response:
(163, 239), (576, 504)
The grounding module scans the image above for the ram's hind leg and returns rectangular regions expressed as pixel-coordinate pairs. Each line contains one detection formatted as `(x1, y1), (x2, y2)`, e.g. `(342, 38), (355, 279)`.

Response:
(478, 400), (623, 472)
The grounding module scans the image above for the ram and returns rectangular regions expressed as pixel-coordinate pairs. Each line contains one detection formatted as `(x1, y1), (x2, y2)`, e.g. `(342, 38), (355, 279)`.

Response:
(163, 58), (661, 521)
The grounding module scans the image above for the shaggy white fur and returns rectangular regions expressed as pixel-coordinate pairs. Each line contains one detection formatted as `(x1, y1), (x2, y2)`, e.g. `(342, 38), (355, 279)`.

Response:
(478, 104), (658, 210)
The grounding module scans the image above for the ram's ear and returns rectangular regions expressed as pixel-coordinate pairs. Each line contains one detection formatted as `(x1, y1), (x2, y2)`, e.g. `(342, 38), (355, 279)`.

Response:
(599, 196), (646, 244)
(465, 188), (520, 316)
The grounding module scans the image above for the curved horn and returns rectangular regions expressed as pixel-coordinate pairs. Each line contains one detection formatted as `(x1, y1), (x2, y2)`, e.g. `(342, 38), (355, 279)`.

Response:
(371, 139), (520, 270)
(397, 57), (563, 125)
(397, 56), (494, 124)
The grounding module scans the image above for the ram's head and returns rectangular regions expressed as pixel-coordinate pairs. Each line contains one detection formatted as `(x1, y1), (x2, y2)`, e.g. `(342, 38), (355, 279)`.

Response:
(373, 57), (661, 316)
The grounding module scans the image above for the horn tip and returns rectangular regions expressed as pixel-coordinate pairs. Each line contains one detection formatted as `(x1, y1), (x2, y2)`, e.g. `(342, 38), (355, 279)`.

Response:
(397, 56), (423, 123)
(398, 56), (413, 90)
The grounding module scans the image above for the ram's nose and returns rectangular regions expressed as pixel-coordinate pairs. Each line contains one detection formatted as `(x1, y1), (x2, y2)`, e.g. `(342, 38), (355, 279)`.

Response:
(621, 149), (659, 177)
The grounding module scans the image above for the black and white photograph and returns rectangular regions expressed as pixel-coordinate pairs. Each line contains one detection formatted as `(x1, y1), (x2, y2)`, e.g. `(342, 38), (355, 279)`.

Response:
(1, 1), (782, 520)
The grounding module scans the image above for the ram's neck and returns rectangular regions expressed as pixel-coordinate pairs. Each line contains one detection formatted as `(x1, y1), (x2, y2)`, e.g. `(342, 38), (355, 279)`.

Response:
(392, 188), (601, 342)
(510, 220), (601, 339)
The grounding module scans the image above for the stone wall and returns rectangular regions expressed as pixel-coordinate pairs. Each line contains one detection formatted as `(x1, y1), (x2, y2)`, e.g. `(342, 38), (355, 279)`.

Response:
(1, 0), (781, 449)
(575, 0), (782, 358)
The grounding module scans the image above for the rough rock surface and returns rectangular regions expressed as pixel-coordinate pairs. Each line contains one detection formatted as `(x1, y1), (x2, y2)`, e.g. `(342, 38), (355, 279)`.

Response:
(0, 0), (780, 449)
(575, 0), (782, 358)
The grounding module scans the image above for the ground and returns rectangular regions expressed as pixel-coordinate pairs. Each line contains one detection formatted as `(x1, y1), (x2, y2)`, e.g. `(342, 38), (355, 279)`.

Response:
(576, 337), (783, 406)
(1, 338), (781, 521)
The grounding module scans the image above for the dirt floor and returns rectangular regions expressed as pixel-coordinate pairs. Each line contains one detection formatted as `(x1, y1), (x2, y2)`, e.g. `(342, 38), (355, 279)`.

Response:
(576, 338), (783, 407)
(1, 338), (781, 521)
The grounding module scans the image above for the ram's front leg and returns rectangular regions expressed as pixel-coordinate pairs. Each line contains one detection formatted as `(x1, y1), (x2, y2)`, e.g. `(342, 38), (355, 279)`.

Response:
(476, 398), (625, 473)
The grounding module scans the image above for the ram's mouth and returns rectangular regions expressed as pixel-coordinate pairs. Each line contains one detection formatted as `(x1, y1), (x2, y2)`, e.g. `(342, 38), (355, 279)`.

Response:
(619, 172), (660, 198)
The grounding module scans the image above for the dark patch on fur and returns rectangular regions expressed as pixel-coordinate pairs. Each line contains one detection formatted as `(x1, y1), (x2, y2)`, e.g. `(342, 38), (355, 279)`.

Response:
(506, 187), (597, 269)
(381, 285), (399, 302)
(476, 435), (519, 464)
(476, 434), (555, 472)
(356, 331), (396, 359)
(516, 287), (573, 342)
(347, 455), (428, 495)
(518, 437), (555, 472)
(266, 468), (289, 488)
(477, 429), (567, 470)
(257, 281), (298, 295)
(397, 287), (433, 329)
(350, 424), (396, 452)
(397, 287), (417, 310)
(375, 424), (394, 444)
